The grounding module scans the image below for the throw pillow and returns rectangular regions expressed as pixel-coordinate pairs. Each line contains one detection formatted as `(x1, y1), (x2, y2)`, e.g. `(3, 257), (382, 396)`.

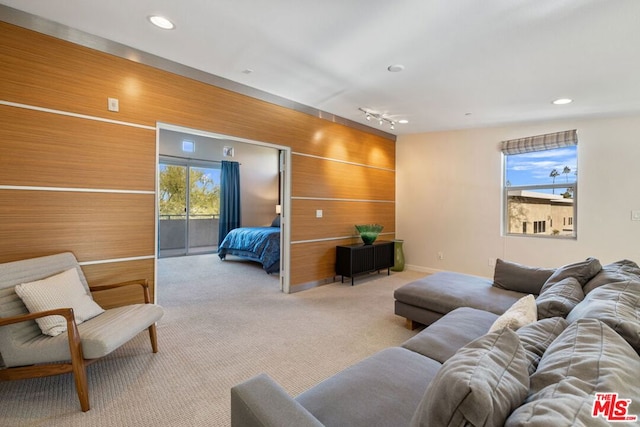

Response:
(515, 317), (568, 375)
(536, 277), (584, 319)
(270, 215), (281, 227)
(583, 259), (640, 295)
(410, 328), (529, 427)
(489, 294), (537, 332)
(505, 318), (640, 426)
(492, 259), (555, 295)
(540, 257), (602, 291)
(15, 268), (105, 336)
(566, 280), (640, 353)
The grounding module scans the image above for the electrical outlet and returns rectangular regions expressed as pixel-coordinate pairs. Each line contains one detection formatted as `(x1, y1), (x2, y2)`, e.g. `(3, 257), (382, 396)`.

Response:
(437, 251), (444, 260)
(316, 209), (323, 218)
(632, 210), (640, 221)
(488, 258), (496, 267)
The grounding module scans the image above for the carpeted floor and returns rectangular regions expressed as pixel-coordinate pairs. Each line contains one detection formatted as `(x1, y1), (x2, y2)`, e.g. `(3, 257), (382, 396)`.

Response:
(0, 254), (426, 426)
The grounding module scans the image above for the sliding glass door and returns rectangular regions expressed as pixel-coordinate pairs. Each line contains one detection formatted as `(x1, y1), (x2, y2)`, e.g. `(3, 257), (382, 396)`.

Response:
(158, 159), (220, 257)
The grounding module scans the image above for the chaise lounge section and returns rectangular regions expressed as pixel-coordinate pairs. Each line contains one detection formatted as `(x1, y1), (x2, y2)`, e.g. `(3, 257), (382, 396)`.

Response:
(394, 259), (557, 328)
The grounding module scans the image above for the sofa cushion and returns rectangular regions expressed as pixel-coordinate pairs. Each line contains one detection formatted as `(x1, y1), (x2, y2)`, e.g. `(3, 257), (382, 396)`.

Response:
(583, 259), (640, 295)
(541, 257), (602, 290)
(411, 328), (529, 427)
(296, 347), (441, 427)
(566, 280), (640, 353)
(515, 317), (568, 375)
(394, 271), (525, 317)
(492, 259), (555, 295)
(15, 267), (104, 336)
(535, 276), (584, 319)
(402, 307), (498, 363)
(489, 294), (537, 332)
(505, 318), (640, 426)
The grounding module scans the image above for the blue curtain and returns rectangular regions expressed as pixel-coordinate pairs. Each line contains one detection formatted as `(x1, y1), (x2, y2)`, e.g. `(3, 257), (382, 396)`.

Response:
(218, 161), (241, 247)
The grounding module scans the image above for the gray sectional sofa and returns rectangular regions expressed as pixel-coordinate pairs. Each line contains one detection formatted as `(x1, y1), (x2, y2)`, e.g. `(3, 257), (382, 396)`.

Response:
(231, 258), (640, 426)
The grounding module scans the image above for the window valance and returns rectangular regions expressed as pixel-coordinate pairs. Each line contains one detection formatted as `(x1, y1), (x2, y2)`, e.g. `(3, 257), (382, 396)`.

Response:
(501, 129), (577, 155)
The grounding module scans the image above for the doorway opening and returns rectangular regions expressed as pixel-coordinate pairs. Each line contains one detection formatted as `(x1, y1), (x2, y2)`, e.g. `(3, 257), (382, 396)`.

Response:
(156, 123), (291, 293)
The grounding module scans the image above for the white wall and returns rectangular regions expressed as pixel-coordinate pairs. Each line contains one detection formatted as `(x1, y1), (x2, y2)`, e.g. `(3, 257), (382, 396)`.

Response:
(396, 114), (640, 277)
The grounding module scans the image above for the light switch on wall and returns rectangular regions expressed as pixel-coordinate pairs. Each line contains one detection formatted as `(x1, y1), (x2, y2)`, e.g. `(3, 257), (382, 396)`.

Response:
(632, 210), (640, 221)
(316, 209), (323, 218)
(107, 97), (119, 112)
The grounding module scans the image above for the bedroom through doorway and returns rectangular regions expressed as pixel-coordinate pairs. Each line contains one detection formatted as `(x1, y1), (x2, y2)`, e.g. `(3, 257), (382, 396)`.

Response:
(156, 124), (291, 293)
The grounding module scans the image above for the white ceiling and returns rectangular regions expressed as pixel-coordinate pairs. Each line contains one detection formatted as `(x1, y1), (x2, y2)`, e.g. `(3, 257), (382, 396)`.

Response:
(2, 0), (640, 135)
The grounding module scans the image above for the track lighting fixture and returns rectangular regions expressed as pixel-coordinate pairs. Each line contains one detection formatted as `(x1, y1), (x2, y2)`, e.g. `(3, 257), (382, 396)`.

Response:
(358, 108), (406, 131)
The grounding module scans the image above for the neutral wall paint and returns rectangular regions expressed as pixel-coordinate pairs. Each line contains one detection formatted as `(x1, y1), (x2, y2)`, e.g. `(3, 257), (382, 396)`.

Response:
(396, 114), (640, 277)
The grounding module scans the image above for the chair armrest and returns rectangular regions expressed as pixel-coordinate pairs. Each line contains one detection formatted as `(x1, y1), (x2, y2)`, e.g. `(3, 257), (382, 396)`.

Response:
(231, 373), (324, 427)
(0, 307), (75, 327)
(90, 279), (152, 304)
(0, 307), (85, 376)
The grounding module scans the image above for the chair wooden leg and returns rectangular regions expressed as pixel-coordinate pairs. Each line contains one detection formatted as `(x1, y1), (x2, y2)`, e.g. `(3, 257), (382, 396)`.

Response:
(72, 362), (90, 412)
(67, 316), (90, 411)
(148, 323), (159, 353)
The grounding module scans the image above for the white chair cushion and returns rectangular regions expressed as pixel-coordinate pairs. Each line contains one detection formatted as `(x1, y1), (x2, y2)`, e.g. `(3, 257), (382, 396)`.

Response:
(15, 268), (104, 336)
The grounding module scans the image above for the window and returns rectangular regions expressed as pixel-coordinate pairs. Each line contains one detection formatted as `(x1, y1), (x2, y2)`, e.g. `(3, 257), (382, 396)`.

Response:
(502, 130), (578, 238)
(533, 220), (546, 234)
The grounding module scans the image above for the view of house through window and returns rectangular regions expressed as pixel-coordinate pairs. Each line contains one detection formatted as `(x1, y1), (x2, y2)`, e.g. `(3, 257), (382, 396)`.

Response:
(502, 131), (578, 238)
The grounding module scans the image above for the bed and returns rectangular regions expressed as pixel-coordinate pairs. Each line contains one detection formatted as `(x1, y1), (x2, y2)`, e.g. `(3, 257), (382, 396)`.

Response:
(217, 225), (280, 273)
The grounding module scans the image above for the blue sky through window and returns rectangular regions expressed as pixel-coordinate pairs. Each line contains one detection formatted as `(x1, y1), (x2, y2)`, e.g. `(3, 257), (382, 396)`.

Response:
(505, 145), (577, 188)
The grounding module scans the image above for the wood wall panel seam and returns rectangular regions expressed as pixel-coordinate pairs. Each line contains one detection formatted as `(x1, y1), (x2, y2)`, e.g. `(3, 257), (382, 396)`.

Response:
(292, 196), (394, 203)
(78, 255), (156, 266)
(0, 100), (156, 131)
(292, 151), (395, 172)
(291, 236), (396, 245)
(0, 186), (155, 195)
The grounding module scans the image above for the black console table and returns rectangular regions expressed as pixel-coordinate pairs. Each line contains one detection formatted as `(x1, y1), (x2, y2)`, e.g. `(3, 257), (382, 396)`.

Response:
(336, 240), (394, 285)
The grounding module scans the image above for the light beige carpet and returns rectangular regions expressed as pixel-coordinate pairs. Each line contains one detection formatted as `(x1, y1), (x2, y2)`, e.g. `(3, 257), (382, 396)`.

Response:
(0, 254), (425, 426)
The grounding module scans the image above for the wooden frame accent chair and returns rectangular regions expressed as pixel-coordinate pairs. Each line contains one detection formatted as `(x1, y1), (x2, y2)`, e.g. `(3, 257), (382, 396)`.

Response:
(0, 252), (163, 411)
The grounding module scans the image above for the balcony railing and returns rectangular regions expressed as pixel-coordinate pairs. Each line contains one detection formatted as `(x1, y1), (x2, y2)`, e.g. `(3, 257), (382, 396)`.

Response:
(159, 215), (220, 252)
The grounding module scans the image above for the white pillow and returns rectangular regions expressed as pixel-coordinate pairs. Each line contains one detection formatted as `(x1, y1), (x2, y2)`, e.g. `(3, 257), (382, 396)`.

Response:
(15, 268), (105, 336)
(489, 294), (537, 333)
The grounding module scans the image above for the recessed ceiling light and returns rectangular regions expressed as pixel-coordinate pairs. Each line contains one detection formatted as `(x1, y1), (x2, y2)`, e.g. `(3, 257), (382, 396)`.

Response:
(398, 119), (409, 124)
(387, 64), (405, 72)
(552, 98), (572, 105)
(148, 15), (175, 30)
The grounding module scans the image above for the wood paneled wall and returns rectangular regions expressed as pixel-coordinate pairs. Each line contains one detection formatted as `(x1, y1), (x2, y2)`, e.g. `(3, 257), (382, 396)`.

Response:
(0, 21), (395, 295)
